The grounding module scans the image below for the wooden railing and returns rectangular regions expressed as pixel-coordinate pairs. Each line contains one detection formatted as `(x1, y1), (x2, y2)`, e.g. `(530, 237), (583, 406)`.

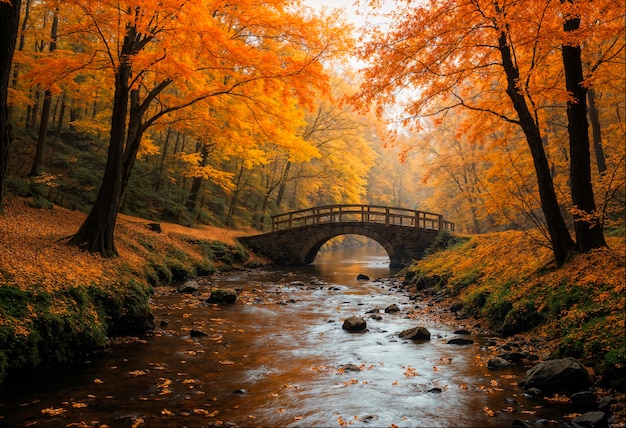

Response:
(271, 204), (455, 232)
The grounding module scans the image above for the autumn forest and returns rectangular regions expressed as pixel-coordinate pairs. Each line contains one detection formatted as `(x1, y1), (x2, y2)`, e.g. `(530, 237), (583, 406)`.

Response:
(0, 0), (624, 423)
(0, 0), (622, 261)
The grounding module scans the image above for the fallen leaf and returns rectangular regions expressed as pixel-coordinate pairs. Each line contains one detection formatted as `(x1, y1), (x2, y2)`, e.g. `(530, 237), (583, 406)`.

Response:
(41, 407), (66, 416)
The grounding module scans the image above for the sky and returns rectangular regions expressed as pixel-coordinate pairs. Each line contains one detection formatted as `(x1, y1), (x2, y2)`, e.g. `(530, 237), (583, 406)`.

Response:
(303, 0), (372, 28)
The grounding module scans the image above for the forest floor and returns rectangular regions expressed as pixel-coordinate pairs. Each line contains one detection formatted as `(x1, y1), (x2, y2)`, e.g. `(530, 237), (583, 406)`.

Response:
(0, 196), (263, 294)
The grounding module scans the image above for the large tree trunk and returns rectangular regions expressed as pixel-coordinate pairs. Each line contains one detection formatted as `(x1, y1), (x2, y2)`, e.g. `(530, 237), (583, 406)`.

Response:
(0, 0), (22, 210)
(69, 28), (136, 257)
(497, 30), (576, 266)
(561, 9), (607, 252)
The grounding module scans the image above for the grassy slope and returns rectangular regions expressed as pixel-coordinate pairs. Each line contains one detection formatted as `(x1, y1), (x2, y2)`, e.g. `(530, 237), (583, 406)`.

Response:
(0, 197), (258, 384)
(404, 230), (626, 391)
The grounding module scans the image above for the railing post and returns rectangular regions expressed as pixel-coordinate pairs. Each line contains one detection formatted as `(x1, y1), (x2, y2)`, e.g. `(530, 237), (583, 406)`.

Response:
(438, 215), (444, 231)
(385, 207), (390, 225)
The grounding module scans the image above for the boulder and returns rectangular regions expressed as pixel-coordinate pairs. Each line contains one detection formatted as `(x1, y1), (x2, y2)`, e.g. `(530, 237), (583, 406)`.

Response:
(357, 274), (370, 281)
(571, 391), (598, 409)
(384, 304), (401, 313)
(518, 357), (593, 394)
(453, 329), (471, 335)
(206, 288), (238, 304)
(498, 351), (525, 362)
(398, 326), (431, 341)
(487, 357), (513, 370)
(597, 396), (614, 413)
(190, 329), (208, 337)
(571, 411), (608, 428)
(177, 280), (199, 293)
(342, 316), (367, 332)
(449, 302), (464, 313)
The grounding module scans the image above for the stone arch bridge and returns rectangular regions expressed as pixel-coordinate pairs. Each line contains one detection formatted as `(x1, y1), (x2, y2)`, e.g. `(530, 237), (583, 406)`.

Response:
(238, 204), (455, 268)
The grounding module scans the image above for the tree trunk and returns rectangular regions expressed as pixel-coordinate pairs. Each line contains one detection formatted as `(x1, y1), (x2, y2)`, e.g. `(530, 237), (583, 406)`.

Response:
(30, 8), (59, 177)
(0, 0), (22, 210)
(227, 163), (245, 226)
(497, 30), (575, 266)
(119, 79), (172, 202)
(587, 88), (607, 175)
(29, 87), (40, 129)
(53, 92), (66, 144)
(275, 160), (292, 208)
(560, 8), (606, 252)
(186, 142), (209, 213)
(69, 28), (136, 257)
(153, 127), (172, 192)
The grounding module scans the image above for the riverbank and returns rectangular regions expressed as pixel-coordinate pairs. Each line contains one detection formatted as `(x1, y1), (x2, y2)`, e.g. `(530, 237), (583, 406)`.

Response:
(401, 229), (625, 425)
(0, 197), (262, 385)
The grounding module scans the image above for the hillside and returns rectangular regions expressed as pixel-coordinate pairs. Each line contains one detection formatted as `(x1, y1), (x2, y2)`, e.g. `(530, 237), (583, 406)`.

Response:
(403, 229), (625, 392)
(0, 197), (263, 383)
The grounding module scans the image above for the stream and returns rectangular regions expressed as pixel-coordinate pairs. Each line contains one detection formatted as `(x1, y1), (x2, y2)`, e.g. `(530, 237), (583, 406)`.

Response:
(0, 244), (573, 427)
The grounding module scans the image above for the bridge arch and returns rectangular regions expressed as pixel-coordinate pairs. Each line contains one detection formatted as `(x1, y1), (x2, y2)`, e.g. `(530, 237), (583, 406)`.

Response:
(238, 204), (454, 268)
(299, 229), (396, 266)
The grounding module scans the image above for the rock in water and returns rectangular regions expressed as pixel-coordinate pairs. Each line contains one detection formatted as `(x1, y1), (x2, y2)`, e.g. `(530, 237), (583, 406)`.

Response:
(178, 280), (199, 293)
(206, 288), (238, 304)
(572, 411), (608, 428)
(357, 274), (370, 281)
(487, 357), (513, 370)
(398, 326), (431, 340)
(447, 338), (474, 345)
(518, 357), (593, 394)
(289, 281), (306, 287)
(342, 316), (367, 332)
(571, 391), (598, 409)
(384, 304), (400, 313)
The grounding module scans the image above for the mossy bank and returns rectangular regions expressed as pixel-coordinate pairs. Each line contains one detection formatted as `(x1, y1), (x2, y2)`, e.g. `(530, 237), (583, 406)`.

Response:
(0, 198), (256, 386)
(403, 230), (626, 391)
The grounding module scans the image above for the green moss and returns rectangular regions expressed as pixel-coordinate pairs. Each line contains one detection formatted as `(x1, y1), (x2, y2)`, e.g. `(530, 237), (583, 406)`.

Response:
(0, 285), (30, 318)
(189, 239), (248, 265)
(424, 230), (470, 256)
(501, 299), (543, 336)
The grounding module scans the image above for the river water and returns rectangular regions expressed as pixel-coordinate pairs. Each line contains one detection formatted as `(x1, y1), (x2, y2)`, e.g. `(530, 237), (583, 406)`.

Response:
(0, 244), (571, 427)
